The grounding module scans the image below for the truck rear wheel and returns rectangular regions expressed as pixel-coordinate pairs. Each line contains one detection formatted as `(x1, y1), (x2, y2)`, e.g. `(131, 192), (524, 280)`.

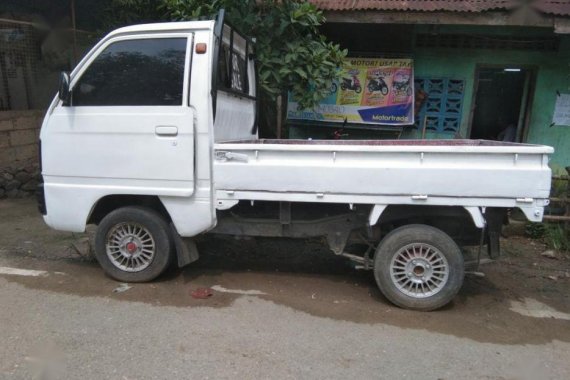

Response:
(374, 224), (464, 311)
(94, 206), (173, 282)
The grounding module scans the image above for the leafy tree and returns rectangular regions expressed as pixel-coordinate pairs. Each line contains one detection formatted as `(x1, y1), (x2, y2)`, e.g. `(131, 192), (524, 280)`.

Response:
(106, 0), (346, 110)
(100, 0), (345, 137)
(102, 0), (165, 30)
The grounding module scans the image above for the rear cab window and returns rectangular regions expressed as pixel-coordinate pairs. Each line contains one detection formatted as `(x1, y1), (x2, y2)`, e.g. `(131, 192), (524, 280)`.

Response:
(217, 24), (254, 98)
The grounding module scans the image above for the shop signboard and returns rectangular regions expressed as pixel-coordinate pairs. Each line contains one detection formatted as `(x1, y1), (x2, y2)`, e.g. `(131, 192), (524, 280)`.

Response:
(287, 57), (414, 126)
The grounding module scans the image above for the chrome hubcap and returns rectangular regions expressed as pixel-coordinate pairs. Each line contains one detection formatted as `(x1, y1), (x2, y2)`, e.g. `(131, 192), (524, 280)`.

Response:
(106, 223), (155, 272)
(390, 243), (449, 298)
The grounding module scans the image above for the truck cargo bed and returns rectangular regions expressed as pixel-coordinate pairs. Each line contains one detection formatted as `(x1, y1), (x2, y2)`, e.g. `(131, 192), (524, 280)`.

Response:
(219, 139), (529, 147)
(214, 139), (553, 221)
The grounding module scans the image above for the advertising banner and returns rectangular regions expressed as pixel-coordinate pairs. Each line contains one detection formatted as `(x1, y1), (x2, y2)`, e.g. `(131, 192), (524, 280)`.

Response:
(287, 57), (414, 126)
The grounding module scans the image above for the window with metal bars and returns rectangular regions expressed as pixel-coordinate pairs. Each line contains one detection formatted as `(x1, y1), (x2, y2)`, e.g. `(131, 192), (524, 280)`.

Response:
(414, 78), (466, 134)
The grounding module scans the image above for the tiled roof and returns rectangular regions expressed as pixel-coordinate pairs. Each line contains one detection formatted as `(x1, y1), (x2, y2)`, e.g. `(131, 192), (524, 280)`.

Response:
(309, 0), (516, 12)
(310, 0), (570, 15)
(533, 1), (570, 16)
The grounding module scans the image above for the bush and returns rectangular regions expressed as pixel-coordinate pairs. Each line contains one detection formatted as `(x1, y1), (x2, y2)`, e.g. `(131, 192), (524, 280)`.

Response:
(544, 224), (570, 252)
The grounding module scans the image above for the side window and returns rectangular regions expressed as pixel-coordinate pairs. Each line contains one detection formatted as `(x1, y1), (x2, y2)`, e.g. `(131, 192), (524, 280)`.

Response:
(218, 25), (249, 95)
(73, 38), (187, 106)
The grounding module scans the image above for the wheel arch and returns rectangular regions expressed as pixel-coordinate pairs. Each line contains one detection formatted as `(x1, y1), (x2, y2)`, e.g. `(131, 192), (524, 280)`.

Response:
(371, 204), (493, 246)
(87, 194), (172, 226)
(371, 204), (480, 226)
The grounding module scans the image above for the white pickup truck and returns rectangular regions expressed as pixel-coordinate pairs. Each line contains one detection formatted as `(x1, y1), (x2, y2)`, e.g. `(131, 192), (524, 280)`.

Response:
(39, 12), (553, 310)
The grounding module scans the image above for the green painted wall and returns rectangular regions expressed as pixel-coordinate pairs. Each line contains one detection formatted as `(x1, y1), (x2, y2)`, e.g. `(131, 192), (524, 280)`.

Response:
(289, 24), (570, 173)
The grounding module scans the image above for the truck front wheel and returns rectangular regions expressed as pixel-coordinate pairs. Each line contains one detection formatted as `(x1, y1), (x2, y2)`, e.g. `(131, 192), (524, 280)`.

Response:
(94, 206), (173, 282)
(374, 224), (464, 311)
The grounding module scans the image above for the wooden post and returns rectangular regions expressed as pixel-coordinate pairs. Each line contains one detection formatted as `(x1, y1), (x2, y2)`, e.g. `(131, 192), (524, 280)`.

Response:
(421, 115), (427, 140)
(566, 167), (570, 232)
(71, 0), (78, 65)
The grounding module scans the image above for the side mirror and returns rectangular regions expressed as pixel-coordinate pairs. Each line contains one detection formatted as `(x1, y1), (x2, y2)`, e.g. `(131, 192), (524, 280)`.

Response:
(58, 72), (71, 105)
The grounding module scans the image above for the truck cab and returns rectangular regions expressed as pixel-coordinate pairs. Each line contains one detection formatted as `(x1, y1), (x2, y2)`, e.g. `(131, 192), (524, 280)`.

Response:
(40, 12), (254, 237)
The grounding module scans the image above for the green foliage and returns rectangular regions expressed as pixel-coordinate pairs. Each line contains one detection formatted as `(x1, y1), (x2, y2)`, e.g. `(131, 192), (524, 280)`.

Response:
(102, 0), (165, 30)
(526, 222), (570, 252)
(544, 224), (570, 252)
(525, 222), (546, 239)
(551, 179), (567, 198)
(160, 0), (347, 109)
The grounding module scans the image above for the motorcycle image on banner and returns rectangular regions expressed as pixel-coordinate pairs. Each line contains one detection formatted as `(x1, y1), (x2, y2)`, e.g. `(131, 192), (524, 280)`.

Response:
(340, 72), (362, 93)
(287, 57), (414, 126)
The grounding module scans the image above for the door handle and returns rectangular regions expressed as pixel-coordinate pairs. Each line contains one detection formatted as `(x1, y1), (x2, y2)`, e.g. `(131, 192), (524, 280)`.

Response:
(155, 125), (178, 136)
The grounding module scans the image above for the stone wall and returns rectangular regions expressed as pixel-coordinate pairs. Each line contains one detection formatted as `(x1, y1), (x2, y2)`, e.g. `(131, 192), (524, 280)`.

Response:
(0, 110), (44, 198)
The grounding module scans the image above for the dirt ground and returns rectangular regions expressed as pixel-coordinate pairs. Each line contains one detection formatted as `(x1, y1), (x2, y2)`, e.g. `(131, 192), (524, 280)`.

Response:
(1, 197), (569, 348)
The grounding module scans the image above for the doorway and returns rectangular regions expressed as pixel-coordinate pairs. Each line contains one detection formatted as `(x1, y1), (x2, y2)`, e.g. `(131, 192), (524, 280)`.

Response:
(469, 66), (535, 142)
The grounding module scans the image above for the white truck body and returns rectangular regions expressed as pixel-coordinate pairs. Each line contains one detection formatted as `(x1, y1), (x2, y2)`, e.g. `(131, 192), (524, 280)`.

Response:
(37, 14), (554, 310)
(214, 139), (551, 224)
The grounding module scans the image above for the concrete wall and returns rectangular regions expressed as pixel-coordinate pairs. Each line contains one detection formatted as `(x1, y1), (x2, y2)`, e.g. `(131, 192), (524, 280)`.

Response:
(0, 110), (43, 197)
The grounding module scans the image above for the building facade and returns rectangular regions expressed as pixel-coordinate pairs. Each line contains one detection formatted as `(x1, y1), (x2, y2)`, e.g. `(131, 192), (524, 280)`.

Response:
(290, 0), (570, 173)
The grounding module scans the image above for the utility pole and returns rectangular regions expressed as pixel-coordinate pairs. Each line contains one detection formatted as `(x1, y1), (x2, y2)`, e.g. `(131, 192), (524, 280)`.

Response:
(71, 0), (78, 65)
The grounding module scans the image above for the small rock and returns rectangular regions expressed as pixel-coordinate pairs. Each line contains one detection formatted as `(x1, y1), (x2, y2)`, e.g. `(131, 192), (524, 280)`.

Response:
(21, 179), (38, 191)
(4, 179), (20, 191)
(16, 190), (29, 198)
(113, 283), (132, 293)
(24, 165), (37, 174)
(71, 237), (93, 258)
(14, 171), (31, 183)
(191, 288), (213, 299)
(1, 172), (13, 181)
(5, 189), (18, 198)
(541, 250), (558, 259)
(547, 275), (558, 281)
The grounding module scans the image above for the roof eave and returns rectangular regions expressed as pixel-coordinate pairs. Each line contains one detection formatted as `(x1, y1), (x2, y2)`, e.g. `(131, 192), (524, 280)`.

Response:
(322, 9), (563, 29)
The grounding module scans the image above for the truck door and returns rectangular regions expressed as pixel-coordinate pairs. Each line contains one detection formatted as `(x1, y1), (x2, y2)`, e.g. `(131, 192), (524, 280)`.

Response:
(43, 34), (195, 198)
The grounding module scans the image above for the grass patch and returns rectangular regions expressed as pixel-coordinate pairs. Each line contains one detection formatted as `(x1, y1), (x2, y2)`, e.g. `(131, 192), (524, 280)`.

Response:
(544, 224), (570, 252)
(525, 223), (570, 252)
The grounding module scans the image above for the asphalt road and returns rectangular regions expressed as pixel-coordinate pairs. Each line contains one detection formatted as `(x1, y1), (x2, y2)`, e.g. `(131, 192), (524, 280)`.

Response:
(1, 198), (570, 379)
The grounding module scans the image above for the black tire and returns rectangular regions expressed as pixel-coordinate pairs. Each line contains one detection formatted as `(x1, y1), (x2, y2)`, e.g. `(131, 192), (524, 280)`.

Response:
(381, 86), (389, 96)
(374, 224), (464, 311)
(94, 206), (173, 282)
(330, 83), (338, 93)
(355, 85), (362, 94)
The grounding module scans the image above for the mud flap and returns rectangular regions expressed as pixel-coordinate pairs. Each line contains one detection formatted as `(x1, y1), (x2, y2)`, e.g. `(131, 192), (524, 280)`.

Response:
(486, 208), (506, 259)
(170, 224), (200, 267)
